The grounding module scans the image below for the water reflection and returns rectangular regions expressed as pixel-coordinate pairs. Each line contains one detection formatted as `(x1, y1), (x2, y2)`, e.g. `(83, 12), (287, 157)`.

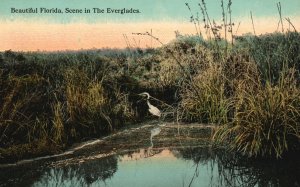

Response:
(150, 127), (161, 148)
(32, 156), (118, 187)
(143, 127), (162, 158)
(1, 147), (299, 187)
(216, 150), (300, 187)
(176, 147), (300, 187)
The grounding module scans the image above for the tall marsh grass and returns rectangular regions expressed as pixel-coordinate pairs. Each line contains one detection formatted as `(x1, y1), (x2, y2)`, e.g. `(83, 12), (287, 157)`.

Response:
(0, 50), (154, 160)
(214, 68), (300, 157)
(177, 0), (300, 158)
(181, 32), (300, 158)
(180, 61), (229, 124)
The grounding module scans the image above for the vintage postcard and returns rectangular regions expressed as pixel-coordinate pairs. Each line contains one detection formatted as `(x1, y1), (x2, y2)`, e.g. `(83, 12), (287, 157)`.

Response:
(0, 0), (300, 186)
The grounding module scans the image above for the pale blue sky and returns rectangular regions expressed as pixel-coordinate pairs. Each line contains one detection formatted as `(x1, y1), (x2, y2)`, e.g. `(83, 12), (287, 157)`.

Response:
(0, 0), (299, 23)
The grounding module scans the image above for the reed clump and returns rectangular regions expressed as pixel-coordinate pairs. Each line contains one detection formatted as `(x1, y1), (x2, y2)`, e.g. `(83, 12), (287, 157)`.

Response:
(179, 60), (229, 124)
(214, 68), (300, 157)
(178, 1), (300, 157)
(234, 32), (300, 83)
(175, 30), (300, 158)
(64, 69), (111, 130)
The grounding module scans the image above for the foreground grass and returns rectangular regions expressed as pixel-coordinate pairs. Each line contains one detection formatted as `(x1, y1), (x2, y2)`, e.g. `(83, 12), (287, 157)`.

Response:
(1, 32), (300, 161)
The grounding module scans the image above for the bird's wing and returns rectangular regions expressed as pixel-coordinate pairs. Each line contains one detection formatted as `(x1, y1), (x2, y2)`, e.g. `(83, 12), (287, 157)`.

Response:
(148, 105), (161, 117)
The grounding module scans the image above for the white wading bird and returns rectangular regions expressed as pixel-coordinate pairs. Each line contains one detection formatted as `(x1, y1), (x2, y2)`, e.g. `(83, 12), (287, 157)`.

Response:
(138, 92), (161, 118)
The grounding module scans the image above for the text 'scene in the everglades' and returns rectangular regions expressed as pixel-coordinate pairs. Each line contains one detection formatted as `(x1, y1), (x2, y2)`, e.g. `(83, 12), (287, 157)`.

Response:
(10, 7), (141, 14)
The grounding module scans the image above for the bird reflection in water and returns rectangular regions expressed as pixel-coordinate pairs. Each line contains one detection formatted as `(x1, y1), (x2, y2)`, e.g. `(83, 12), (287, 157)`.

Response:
(144, 126), (164, 158)
(150, 127), (161, 148)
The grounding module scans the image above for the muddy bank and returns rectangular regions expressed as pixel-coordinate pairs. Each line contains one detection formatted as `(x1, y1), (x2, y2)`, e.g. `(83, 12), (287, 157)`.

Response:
(0, 122), (214, 166)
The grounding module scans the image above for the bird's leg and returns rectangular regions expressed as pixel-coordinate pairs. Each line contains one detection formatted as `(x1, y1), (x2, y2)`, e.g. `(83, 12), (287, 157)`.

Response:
(157, 117), (161, 126)
(158, 117), (166, 127)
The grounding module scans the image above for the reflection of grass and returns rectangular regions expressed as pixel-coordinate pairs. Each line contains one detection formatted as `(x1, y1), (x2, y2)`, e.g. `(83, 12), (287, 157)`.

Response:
(177, 147), (300, 187)
(215, 149), (300, 187)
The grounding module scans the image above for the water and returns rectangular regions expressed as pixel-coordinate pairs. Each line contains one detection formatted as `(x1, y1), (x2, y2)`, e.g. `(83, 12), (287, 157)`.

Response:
(0, 123), (299, 187)
(31, 149), (219, 187)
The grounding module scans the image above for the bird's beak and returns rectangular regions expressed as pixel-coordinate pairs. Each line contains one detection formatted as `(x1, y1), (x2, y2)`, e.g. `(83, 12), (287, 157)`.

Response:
(137, 96), (145, 103)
